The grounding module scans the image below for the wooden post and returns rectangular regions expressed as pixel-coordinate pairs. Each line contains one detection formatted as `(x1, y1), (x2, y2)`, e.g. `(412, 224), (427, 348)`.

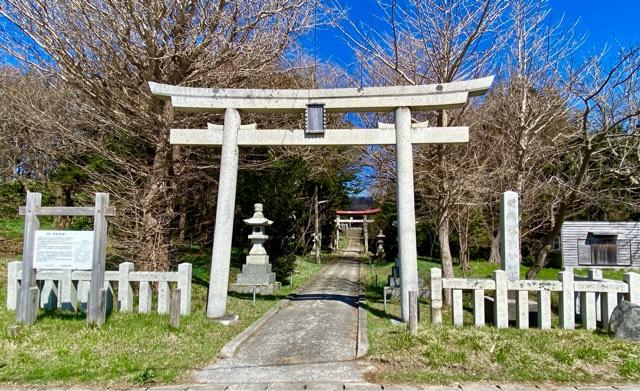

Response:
(170, 289), (181, 328)
(26, 286), (39, 324)
(408, 290), (418, 334)
(87, 193), (109, 325)
(16, 192), (41, 324)
(98, 288), (107, 325)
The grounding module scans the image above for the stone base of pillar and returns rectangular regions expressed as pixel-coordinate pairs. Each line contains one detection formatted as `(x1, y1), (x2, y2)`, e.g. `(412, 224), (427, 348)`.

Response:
(211, 313), (240, 326)
(229, 282), (281, 295)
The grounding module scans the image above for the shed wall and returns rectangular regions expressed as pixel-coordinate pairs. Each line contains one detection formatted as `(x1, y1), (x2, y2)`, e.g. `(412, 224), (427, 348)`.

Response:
(561, 221), (640, 268)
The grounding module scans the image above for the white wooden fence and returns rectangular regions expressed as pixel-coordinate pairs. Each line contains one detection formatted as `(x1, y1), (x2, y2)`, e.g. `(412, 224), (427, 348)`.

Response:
(430, 268), (640, 330)
(7, 261), (192, 316)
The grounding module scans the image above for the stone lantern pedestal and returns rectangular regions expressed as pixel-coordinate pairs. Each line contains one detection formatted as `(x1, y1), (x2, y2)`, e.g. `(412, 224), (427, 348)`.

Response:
(230, 204), (281, 295)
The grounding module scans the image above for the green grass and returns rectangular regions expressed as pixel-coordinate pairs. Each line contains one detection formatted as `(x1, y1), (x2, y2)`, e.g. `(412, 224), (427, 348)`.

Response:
(409, 256), (635, 281)
(0, 245), (325, 387)
(364, 258), (640, 385)
(0, 218), (52, 259)
(0, 218), (27, 239)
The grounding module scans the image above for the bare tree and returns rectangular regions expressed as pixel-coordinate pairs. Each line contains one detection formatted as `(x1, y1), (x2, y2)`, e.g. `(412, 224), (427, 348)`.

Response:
(340, 0), (505, 304)
(0, 67), (89, 228)
(527, 44), (640, 278)
(0, 0), (325, 269)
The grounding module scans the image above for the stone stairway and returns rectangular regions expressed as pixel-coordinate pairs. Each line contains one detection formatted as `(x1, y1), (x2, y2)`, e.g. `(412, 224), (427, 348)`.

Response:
(341, 228), (364, 256)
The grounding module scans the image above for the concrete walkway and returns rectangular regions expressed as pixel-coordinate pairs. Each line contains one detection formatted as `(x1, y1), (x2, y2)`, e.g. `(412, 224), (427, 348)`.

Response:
(192, 257), (367, 385)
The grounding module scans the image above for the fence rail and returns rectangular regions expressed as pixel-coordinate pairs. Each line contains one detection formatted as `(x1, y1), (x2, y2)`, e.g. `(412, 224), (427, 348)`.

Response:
(7, 261), (192, 316)
(430, 268), (639, 330)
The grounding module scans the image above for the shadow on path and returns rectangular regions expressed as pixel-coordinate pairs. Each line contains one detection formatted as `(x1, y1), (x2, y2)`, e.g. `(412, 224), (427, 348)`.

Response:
(193, 255), (366, 384)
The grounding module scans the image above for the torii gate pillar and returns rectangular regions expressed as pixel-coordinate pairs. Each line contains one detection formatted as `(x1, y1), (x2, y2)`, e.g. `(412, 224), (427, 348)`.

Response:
(207, 108), (240, 318)
(148, 76), (493, 322)
(395, 107), (419, 321)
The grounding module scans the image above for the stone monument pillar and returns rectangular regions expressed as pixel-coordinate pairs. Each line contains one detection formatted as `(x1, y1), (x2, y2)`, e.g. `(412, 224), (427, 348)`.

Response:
(230, 204), (281, 294)
(484, 191), (531, 326)
(500, 191), (520, 281)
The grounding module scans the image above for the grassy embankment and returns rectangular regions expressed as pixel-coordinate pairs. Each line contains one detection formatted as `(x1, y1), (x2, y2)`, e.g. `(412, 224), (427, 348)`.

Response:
(0, 218), (325, 386)
(364, 257), (640, 385)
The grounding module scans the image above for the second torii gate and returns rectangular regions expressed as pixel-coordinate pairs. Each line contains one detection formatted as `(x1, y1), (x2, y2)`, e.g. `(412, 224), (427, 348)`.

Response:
(149, 77), (493, 322)
(335, 208), (381, 254)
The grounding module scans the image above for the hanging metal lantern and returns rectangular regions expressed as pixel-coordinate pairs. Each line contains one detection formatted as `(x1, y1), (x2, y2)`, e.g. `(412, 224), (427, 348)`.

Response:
(305, 103), (326, 134)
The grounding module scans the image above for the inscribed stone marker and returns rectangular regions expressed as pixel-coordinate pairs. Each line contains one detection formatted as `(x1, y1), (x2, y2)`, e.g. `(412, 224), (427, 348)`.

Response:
(500, 191), (520, 281)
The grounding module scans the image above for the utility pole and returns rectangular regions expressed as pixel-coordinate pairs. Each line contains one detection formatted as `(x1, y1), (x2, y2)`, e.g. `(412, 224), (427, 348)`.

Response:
(314, 186), (320, 264)
(313, 186), (330, 265)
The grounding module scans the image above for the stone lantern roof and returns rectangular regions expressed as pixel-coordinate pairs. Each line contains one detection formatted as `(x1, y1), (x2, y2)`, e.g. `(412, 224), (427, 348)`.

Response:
(243, 203), (273, 226)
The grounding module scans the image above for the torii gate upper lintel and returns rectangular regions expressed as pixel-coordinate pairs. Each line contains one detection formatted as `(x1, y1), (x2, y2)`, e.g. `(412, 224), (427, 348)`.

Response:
(149, 77), (494, 322)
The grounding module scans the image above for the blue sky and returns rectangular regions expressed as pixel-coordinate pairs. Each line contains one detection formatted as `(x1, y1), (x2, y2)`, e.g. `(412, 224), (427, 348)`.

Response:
(305, 0), (640, 70)
(301, 0), (640, 194)
(3, 1), (637, 70)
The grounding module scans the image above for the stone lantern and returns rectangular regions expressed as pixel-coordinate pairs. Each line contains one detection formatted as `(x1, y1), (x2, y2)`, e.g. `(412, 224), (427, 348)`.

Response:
(230, 203), (280, 294)
(375, 230), (386, 258)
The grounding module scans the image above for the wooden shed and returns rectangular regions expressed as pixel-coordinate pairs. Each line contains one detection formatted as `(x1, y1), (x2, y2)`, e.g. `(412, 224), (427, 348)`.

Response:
(561, 221), (640, 268)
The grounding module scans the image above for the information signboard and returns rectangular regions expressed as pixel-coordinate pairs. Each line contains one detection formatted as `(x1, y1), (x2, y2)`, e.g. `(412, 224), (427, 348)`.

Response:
(33, 230), (93, 270)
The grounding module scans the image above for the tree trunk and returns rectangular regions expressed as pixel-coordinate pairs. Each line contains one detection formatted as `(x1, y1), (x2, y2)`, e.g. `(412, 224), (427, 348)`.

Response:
(53, 185), (73, 229)
(488, 231), (500, 264)
(177, 206), (187, 245)
(436, 110), (455, 306)
(459, 220), (470, 273)
(527, 141), (594, 279)
(439, 211), (454, 306)
(138, 100), (174, 271)
(526, 201), (568, 279)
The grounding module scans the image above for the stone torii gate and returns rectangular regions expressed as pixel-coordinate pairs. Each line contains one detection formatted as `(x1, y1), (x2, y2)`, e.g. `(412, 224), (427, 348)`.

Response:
(149, 77), (493, 322)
